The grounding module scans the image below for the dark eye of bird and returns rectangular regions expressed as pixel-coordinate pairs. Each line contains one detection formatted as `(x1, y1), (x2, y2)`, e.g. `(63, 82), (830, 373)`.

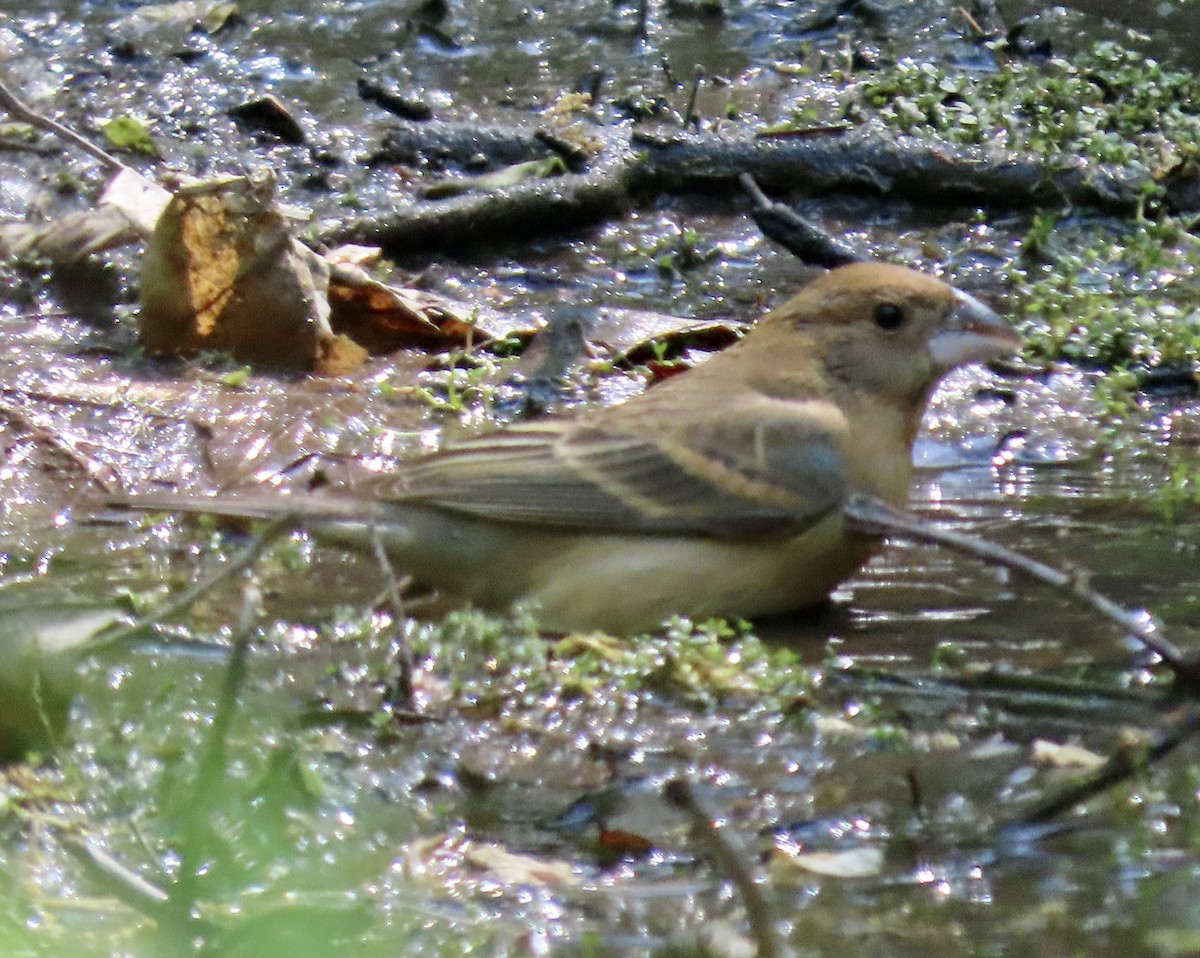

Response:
(873, 302), (905, 330)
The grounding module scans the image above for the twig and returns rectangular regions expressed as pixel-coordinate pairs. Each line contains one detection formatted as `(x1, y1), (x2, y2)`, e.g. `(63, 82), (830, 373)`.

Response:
(61, 833), (171, 910)
(664, 778), (792, 958)
(682, 65), (703, 129)
(369, 523), (417, 714)
(0, 397), (118, 491)
(88, 515), (292, 651)
(0, 75), (126, 173)
(738, 172), (863, 267)
(843, 494), (1192, 677)
(172, 583), (262, 915)
(957, 5), (986, 38)
(60, 831), (210, 958)
(1003, 703), (1200, 831)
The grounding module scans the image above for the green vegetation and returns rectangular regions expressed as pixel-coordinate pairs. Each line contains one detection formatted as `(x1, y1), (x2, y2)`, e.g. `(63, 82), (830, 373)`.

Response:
(410, 348), (506, 415)
(409, 608), (813, 712)
(1010, 213), (1200, 372)
(857, 41), (1200, 383)
(858, 41), (1200, 168)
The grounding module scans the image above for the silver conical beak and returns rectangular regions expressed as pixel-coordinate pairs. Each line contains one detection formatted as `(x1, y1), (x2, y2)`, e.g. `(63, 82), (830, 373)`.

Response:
(928, 289), (1023, 369)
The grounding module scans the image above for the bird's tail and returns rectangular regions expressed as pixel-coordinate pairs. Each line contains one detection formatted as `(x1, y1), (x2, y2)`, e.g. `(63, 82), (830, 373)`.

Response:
(103, 491), (377, 524)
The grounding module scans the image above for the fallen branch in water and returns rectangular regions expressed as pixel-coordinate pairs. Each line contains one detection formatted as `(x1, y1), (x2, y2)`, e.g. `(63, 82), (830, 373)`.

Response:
(1002, 702), (1200, 832)
(843, 494), (1193, 682)
(0, 74), (126, 173)
(326, 120), (1183, 253)
(665, 778), (793, 958)
(333, 129), (638, 252)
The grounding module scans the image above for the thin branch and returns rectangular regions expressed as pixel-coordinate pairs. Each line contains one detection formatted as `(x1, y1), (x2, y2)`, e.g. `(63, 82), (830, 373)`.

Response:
(843, 494), (1192, 678)
(172, 583), (262, 915)
(1002, 703), (1200, 831)
(0, 397), (118, 491)
(738, 172), (863, 267)
(61, 833), (171, 909)
(664, 778), (792, 958)
(370, 523), (417, 714)
(0, 75), (126, 173)
(88, 515), (292, 651)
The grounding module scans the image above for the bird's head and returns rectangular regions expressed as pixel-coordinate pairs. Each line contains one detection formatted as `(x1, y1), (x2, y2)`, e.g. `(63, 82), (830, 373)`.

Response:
(753, 262), (1022, 405)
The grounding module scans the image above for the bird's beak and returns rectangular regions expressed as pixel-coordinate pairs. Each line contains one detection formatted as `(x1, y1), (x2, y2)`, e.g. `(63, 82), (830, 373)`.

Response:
(928, 289), (1023, 369)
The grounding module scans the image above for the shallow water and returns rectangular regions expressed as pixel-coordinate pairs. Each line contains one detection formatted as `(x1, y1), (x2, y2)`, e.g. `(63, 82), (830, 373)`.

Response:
(1, 0), (1200, 955)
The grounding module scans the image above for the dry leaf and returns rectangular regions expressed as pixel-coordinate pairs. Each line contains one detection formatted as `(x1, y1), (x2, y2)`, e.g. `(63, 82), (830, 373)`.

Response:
(421, 156), (567, 200)
(402, 832), (579, 890)
(324, 244), (384, 268)
(1031, 739), (1106, 771)
(139, 173), (355, 371)
(771, 839), (884, 878)
(811, 715), (866, 738)
(590, 306), (744, 363)
(102, 166), (174, 237)
(0, 167), (171, 261)
(119, 1), (238, 34)
(463, 842), (579, 887)
(327, 262), (494, 352)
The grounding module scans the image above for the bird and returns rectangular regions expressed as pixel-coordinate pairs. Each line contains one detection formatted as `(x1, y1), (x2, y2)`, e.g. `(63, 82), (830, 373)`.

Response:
(119, 262), (1021, 634)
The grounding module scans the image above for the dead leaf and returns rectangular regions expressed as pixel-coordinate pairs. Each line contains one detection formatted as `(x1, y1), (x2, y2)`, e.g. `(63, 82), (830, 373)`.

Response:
(326, 262), (495, 352)
(0, 167), (171, 262)
(118, 1), (238, 34)
(463, 842), (579, 887)
(102, 166), (174, 237)
(0, 206), (138, 261)
(139, 173), (355, 371)
(1031, 739), (1106, 771)
(811, 715), (866, 738)
(771, 838), (884, 878)
(589, 305), (745, 364)
(421, 156), (567, 200)
(403, 832), (579, 890)
(324, 244), (384, 268)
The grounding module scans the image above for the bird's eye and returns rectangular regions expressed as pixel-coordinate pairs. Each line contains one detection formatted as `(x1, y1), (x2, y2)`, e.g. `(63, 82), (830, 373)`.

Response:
(873, 302), (905, 330)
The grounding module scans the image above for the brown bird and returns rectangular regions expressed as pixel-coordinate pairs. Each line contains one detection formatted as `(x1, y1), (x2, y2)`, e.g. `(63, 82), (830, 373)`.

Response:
(124, 263), (1021, 634)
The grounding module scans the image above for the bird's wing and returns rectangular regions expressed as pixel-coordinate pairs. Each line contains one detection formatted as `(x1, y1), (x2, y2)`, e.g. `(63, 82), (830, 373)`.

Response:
(382, 415), (848, 537)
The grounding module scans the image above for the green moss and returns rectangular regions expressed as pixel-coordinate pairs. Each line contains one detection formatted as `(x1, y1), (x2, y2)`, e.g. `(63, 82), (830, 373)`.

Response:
(856, 41), (1200, 171)
(850, 41), (1200, 379)
(409, 609), (813, 713)
(1009, 213), (1200, 376)
(411, 348), (507, 416)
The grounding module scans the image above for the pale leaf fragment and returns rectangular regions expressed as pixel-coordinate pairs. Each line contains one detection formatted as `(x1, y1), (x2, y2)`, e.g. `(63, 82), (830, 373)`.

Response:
(463, 842), (579, 887)
(1031, 739), (1106, 771)
(101, 166), (173, 238)
(771, 840), (885, 878)
(0, 167), (171, 261)
(401, 832), (579, 890)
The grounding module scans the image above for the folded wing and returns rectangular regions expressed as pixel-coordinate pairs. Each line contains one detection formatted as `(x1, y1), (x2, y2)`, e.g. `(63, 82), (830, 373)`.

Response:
(381, 414), (848, 538)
